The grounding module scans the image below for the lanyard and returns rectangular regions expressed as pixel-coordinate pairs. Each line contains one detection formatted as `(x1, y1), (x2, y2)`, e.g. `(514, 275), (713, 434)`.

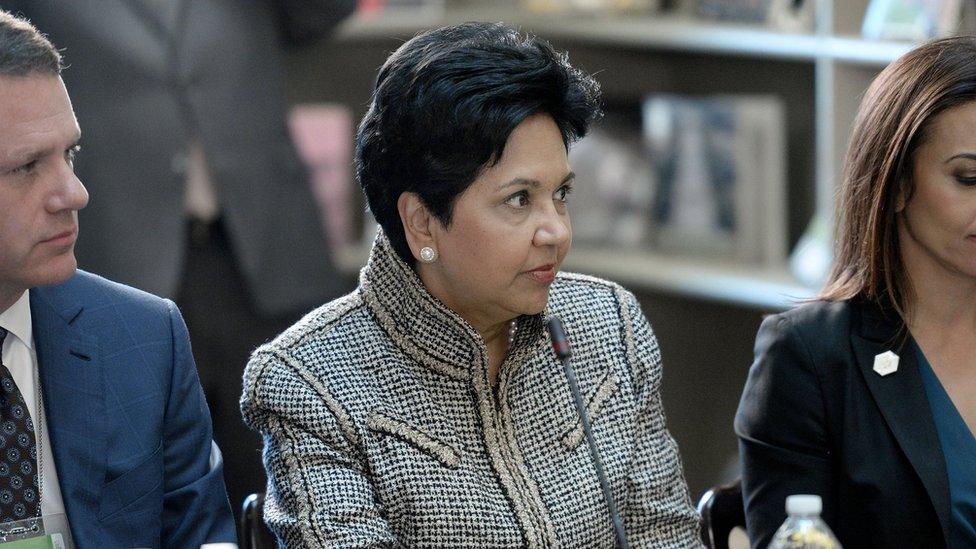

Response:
(32, 361), (43, 518)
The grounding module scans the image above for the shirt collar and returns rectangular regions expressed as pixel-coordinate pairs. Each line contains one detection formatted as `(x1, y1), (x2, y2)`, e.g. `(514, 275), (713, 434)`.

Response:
(0, 290), (33, 350)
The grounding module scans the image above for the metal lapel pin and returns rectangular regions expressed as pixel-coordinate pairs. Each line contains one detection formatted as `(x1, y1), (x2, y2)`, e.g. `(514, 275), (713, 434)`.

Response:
(873, 350), (899, 377)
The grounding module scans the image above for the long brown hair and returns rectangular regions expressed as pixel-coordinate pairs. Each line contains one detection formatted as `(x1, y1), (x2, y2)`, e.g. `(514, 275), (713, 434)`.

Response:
(820, 36), (976, 321)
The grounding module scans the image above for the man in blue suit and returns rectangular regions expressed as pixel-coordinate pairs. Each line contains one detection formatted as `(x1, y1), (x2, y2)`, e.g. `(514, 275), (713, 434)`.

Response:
(0, 10), (236, 547)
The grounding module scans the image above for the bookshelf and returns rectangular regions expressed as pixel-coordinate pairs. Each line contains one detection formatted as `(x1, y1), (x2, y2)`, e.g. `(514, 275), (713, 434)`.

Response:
(317, 0), (931, 312)
(336, 244), (813, 309)
(342, 7), (914, 66)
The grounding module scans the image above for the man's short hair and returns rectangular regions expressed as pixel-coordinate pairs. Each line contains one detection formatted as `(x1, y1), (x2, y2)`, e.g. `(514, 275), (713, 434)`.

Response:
(0, 9), (62, 76)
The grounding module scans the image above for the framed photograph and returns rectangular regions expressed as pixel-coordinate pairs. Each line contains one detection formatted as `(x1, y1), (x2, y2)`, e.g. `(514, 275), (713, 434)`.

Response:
(568, 111), (654, 247)
(678, 0), (814, 30)
(862, 0), (963, 41)
(642, 95), (787, 266)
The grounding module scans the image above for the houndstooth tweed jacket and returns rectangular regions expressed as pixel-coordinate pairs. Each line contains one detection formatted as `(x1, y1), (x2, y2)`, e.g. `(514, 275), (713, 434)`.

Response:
(241, 231), (702, 548)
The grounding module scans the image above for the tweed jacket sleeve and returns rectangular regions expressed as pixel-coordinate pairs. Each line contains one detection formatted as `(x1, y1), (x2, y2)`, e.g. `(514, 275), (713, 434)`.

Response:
(242, 343), (399, 548)
(620, 292), (703, 547)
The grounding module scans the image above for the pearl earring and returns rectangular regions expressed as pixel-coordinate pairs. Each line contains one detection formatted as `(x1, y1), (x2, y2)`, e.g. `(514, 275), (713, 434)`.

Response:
(419, 246), (438, 263)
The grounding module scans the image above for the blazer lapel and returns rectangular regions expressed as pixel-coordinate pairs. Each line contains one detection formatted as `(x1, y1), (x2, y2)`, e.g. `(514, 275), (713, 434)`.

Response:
(30, 287), (107, 540)
(851, 303), (951, 543)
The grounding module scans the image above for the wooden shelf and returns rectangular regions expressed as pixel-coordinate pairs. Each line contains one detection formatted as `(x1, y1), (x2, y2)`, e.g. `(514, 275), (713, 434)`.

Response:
(563, 248), (814, 310)
(338, 9), (916, 66)
(824, 35), (914, 66)
(335, 243), (814, 311)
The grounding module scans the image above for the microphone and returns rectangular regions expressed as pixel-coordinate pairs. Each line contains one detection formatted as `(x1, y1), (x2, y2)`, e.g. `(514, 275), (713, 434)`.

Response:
(546, 317), (630, 549)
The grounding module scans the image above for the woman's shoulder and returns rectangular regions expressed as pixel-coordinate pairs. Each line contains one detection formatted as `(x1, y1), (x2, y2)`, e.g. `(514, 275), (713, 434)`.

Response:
(241, 290), (385, 440)
(264, 290), (371, 352)
(766, 299), (858, 342)
(751, 299), (868, 381)
(243, 290), (383, 383)
(778, 298), (856, 323)
(548, 271), (648, 350)
(549, 271), (636, 317)
(241, 289), (398, 423)
(548, 272), (647, 338)
(549, 272), (662, 396)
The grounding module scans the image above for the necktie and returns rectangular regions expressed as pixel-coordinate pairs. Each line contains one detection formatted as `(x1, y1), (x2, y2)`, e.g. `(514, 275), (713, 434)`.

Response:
(0, 328), (40, 523)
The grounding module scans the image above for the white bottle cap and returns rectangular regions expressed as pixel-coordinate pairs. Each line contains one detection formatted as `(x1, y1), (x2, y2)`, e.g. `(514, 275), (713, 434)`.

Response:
(785, 494), (822, 515)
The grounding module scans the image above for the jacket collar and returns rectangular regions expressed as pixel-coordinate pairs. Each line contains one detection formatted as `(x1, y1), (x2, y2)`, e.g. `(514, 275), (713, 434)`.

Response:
(0, 291), (34, 350)
(29, 279), (107, 541)
(850, 298), (951, 543)
(358, 230), (546, 381)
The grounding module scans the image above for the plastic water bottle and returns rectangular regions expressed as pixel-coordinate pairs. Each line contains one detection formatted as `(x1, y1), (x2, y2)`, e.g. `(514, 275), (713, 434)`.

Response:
(768, 495), (842, 549)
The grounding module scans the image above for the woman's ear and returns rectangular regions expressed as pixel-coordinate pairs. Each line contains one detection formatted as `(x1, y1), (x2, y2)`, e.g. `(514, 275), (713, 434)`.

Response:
(895, 178), (911, 213)
(398, 192), (435, 261)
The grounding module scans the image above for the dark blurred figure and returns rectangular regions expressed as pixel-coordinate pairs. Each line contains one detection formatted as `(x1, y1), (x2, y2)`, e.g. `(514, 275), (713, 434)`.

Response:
(1, 0), (357, 517)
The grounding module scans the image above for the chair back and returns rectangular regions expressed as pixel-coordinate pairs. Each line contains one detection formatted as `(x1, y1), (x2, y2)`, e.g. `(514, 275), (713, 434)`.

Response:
(697, 479), (748, 549)
(240, 492), (278, 549)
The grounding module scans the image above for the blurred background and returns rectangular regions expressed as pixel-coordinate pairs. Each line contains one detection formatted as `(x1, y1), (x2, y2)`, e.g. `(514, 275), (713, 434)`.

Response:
(7, 0), (973, 516)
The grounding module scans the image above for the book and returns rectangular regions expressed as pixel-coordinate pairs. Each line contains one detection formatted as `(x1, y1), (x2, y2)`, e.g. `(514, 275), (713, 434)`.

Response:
(673, 0), (815, 30)
(287, 104), (356, 255)
(767, 0), (816, 33)
(683, 0), (774, 24)
(642, 94), (787, 266)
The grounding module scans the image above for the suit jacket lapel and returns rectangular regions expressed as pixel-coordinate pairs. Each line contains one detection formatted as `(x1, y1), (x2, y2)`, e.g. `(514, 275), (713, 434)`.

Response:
(851, 302), (951, 543)
(30, 286), (107, 539)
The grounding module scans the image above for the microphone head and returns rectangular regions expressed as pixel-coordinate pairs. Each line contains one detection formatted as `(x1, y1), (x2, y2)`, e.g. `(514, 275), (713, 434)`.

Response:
(546, 316), (572, 360)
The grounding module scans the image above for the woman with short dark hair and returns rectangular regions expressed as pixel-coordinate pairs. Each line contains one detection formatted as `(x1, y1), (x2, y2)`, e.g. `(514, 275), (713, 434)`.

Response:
(242, 22), (701, 547)
(737, 36), (976, 548)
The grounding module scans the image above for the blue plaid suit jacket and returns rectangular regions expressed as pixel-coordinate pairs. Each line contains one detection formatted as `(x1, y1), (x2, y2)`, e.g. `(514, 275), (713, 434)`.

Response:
(29, 270), (236, 548)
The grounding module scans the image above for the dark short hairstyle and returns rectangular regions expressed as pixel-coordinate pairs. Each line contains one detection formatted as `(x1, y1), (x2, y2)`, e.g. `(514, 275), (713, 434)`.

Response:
(0, 9), (62, 76)
(820, 36), (976, 321)
(356, 22), (601, 266)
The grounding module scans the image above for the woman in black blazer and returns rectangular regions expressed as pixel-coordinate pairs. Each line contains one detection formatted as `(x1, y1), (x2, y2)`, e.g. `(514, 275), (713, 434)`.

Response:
(736, 37), (976, 548)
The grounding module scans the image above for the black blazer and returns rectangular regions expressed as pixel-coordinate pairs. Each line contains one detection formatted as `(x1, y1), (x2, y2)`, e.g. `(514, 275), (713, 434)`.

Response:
(735, 299), (951, 548)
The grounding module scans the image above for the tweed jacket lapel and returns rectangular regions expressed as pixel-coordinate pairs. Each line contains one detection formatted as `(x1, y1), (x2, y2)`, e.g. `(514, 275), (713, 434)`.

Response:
(30, 283), (108, 541)
(850, 300), (951, 543)
(358, 230), (547, 381)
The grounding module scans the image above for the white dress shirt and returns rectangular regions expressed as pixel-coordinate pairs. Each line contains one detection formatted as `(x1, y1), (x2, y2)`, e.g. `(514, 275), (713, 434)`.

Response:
(0, 291), (237, 548)
(0, 291), (67, 521)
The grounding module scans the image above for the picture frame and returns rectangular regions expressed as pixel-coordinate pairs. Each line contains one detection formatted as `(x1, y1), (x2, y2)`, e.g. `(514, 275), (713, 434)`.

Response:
(568, 111), (654, 248)
(862, 0), (963, 41)
(641, 94), (787, 266)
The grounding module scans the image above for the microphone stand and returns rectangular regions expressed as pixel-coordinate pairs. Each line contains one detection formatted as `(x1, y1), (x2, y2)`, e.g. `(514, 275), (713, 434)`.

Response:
(547, 317), (630, 549)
